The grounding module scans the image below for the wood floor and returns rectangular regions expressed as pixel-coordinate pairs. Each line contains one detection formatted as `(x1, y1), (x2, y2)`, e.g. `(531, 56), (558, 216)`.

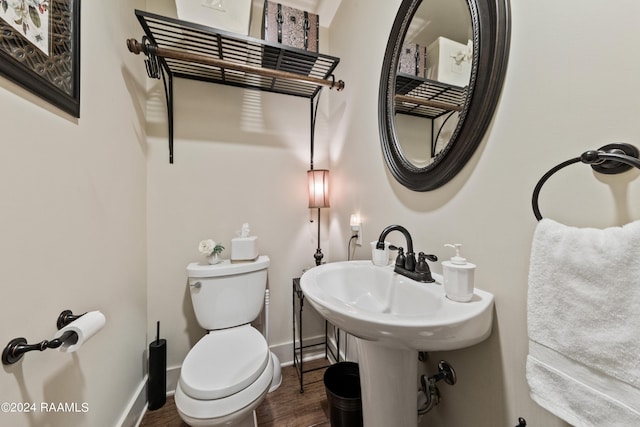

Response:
(140, 359), (330, 427)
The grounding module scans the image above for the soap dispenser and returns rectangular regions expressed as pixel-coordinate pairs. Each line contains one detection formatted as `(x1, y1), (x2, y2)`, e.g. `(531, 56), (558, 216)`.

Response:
(442, 244), (476, 302)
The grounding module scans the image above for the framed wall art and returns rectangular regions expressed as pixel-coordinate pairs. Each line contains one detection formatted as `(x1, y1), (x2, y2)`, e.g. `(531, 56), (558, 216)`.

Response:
(0, 0), (80, 117)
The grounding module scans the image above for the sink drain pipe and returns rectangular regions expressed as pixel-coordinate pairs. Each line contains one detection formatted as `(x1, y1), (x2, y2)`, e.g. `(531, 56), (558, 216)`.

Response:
(418, 360), (456, 415)
(416, 361), (528, 427)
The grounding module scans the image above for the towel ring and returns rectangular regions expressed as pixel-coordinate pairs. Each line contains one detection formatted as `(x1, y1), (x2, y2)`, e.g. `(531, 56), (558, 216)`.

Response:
(532, 143), (640, 221)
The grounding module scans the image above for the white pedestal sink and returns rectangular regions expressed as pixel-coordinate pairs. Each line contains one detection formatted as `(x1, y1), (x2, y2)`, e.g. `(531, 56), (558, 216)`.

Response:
(300, 261), (494, 427)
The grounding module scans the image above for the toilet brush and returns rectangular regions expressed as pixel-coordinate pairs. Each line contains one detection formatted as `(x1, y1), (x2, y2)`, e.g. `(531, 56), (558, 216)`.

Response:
(147, 321), (166, 410)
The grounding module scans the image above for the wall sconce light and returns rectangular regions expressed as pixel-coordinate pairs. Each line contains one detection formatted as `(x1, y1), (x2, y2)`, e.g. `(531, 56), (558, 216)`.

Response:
(308, 169), (330, 265)
(308, 169), (330, 208)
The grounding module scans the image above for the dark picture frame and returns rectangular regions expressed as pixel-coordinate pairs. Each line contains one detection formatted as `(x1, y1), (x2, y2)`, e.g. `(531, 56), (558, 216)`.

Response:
(0, 0), (80, 117)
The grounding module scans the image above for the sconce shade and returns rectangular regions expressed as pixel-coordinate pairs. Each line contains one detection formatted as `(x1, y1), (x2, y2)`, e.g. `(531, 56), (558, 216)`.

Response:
(308, 169), (330, 208)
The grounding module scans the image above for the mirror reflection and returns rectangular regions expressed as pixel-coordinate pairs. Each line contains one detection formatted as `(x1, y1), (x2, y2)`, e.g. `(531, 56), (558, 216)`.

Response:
(394, 0), (472, 167)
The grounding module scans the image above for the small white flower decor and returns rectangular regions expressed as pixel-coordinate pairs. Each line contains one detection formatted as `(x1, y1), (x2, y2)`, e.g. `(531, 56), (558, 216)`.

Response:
(199, 239), (225, 265)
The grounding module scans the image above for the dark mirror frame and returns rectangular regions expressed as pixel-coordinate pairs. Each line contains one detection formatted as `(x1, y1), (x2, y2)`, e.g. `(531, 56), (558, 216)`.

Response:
(379, 0), (510, 191)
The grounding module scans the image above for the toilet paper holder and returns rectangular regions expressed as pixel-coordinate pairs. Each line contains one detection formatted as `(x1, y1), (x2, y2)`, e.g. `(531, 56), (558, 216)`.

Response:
(57, 309), (86, 329)
(2, 310), (86, 365)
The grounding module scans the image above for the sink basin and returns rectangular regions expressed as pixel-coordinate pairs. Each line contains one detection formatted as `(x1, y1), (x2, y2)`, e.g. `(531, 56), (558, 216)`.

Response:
(301, 261), (494, 426)
(300, 260), (494, 351)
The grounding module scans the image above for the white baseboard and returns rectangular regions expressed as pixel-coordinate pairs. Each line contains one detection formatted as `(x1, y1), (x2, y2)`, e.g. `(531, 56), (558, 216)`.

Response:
(117, 365), (181, 427)
(116, 377), (147, 427)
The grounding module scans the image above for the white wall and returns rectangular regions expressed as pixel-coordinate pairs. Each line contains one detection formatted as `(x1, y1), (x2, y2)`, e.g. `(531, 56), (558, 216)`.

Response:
(145, 0), (331, 370)
(0, 1), (148, 427)
(329, 0), (640, 426)
(2, 0), (636, 425)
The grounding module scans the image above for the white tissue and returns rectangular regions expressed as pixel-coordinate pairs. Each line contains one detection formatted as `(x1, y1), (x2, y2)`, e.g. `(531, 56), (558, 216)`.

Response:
(54, 310), (106, 352)
(239, 223), (250, 238)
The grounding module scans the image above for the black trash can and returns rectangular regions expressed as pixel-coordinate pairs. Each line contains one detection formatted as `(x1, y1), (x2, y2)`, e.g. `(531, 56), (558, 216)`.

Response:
(323, 362), (363, 427)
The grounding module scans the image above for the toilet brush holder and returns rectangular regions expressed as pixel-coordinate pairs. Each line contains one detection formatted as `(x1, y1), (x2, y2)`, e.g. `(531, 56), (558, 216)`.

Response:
(147, 321), (166, 410)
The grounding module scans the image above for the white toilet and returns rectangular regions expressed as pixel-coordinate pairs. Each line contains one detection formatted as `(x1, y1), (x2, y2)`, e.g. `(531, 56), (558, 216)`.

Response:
(175, 255), (274, 427)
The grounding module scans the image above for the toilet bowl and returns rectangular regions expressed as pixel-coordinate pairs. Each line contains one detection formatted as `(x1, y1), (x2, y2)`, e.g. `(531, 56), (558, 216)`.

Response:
(176, 256), (273, 427)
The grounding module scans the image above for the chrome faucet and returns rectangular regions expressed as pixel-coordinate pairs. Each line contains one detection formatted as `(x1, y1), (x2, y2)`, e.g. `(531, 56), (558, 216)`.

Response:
(376, 225), (437, 283)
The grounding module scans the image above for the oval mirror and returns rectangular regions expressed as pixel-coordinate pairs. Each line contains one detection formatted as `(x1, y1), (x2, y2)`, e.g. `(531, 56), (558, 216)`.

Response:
(379, 0), (510, 191)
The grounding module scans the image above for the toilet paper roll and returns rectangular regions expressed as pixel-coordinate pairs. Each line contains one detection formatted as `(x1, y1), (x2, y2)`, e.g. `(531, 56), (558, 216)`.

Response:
(54, 310), (106, 352)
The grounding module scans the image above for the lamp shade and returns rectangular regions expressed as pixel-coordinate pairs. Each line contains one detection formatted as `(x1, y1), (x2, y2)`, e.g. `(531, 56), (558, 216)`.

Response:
(307, 169), (330, 208)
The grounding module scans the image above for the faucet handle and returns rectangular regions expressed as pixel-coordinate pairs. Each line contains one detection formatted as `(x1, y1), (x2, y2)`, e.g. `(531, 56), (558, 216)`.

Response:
(416, 252), (437, 275)
(416, 252), (428, 272)
(424, 253), (438, 262)
(417, 252), (438, 261)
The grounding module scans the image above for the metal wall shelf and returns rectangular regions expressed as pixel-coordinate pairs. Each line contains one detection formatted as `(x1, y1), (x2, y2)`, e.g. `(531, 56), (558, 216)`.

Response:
(395, 73), (467, 119)
(127, 9), (344, 163)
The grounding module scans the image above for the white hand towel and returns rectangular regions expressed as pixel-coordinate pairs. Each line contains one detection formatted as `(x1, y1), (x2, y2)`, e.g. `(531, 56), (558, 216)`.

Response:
(527, 218), (640, 426)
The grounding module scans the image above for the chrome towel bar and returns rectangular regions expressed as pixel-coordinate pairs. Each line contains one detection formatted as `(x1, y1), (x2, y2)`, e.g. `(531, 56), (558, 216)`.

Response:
(532, 143), (640, 221)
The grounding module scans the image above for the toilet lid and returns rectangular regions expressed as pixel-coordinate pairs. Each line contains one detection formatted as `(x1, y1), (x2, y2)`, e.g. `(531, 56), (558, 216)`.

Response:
(179, 325), (269, 400)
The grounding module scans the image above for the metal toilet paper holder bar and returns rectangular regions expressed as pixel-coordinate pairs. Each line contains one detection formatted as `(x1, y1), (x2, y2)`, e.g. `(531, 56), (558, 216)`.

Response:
(1, 310), (86, 365)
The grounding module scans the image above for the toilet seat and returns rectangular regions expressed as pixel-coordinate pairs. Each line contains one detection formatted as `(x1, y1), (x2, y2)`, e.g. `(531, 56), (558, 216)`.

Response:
(179, 325), (270, 400)
(175, 326), (274, 423)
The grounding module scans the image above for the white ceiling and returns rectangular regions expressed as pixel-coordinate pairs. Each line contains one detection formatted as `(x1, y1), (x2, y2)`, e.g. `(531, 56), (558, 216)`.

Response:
(253, 0), (343, 27)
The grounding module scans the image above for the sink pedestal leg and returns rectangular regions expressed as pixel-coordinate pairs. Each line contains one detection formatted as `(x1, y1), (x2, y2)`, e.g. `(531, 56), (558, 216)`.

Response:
(356, 338), (418, 427)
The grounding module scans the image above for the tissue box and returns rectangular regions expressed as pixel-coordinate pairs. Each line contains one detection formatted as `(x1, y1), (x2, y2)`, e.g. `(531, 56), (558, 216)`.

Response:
(231, 236), (258, 261)
(175, 0), (252, 35)
(425, 37), (472, 87)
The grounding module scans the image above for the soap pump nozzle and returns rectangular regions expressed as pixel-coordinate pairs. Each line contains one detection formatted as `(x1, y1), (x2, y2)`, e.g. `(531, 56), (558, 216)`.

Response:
(444, 243), (467, 265)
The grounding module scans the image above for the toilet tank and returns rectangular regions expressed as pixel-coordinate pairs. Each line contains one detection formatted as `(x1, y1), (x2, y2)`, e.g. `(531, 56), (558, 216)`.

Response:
(186, 255), (270, 330)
